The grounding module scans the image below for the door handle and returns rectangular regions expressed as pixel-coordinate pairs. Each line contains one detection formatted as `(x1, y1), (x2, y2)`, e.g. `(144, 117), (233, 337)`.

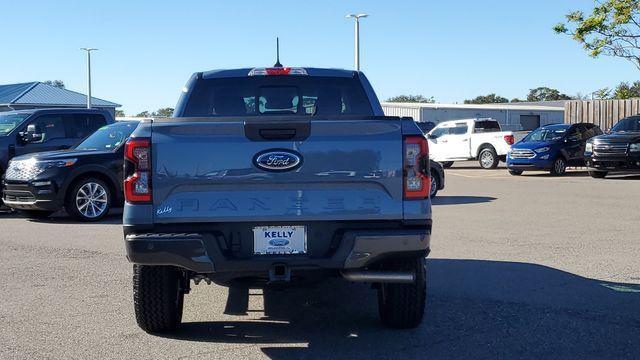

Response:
(461, 139), (469, 142)
(440, 140), (448, 143)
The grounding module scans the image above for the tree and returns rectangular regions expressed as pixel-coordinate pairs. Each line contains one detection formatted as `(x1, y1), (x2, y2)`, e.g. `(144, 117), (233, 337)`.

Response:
(612, 81), (640, 98)
(115, 110), (125, 117)
(526, 87), (572, 102)
(554, 0), (640, 69)
(43, 80), (65, 89)
(136, 111), (150, 117)
(386, 95), (435, 103)
(152, 107), (174, 117)
(593, 88), (612, 99)
(510, 98), (525, 103)
(464, 94), (509, 104)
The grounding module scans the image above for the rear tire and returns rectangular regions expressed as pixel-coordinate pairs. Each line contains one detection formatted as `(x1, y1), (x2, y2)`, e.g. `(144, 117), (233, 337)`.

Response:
(550, 157), (567, 176)
(589, 170), (607, 178)
(18, 210), (54, 219)
(377, 257), (426, 329)
(478, 148), (499, 169)
(133, 265), (184, 333)
(441, 161), (454, 168)
(508, 169), (523, 176)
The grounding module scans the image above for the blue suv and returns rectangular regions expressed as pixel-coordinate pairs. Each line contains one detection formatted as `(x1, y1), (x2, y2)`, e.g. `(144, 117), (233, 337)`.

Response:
(507, 123), (602, 176)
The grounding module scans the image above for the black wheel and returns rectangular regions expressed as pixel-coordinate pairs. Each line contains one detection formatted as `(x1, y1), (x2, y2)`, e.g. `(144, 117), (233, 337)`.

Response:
(478, 147), (499, 169)
(508, 169), (523, 176)
(550, 157), (567, 176)
(429, 173), (439, 198)
(377, 257), (426, 329)
(133, 265), (185, 333)
(589, 170), (607, 178)
(65, 177), (111, 222)
(441, 161), (454, 168)
(18, 210), (55, 219)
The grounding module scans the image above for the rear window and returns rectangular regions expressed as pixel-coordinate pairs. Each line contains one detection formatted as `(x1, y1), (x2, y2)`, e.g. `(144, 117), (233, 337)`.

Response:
(474, 120), (501, 133)
(181, 76), (373, 117)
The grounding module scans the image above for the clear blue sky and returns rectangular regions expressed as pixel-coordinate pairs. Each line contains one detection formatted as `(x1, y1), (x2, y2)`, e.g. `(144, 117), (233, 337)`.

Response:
(3, 0), (637, 114)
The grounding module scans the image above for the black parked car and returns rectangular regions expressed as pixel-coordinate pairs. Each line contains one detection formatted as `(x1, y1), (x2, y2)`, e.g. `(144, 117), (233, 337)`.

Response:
(430, 160), (445, 198)
(2, 121), (139, 221)
(0, 108), (115, 179)
(585, 116), (640, 178)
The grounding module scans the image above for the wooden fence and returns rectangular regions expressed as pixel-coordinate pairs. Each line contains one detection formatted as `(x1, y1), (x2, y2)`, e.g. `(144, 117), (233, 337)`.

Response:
(565, 99), (640, 129)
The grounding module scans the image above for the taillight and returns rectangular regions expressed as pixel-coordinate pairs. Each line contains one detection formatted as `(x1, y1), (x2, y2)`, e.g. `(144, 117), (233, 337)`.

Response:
(404, 136), (430, 199)
(504, 135), (514, 145)
(248, 67), (308, 76)
(124, 138), (151, 203)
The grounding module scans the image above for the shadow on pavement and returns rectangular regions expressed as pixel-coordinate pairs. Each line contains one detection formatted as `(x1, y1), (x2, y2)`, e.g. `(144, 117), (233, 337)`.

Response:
(520, 170), (589, 178)
(432, 196), (496, 205)
(25, 209), (123, 225)
(160, 259), (640, 359)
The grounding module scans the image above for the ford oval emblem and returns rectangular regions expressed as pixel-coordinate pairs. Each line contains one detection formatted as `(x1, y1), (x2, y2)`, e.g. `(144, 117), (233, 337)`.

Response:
(254, 149), (302, 172)
(269, 239), (290, 246)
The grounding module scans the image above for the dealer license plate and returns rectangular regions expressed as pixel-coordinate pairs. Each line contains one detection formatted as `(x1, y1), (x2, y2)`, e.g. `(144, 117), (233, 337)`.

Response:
(253, 226), (307, 255)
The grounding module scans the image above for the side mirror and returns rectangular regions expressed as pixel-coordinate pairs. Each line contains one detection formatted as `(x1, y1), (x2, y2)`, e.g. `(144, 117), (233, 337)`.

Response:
(21, 124), (43, 143)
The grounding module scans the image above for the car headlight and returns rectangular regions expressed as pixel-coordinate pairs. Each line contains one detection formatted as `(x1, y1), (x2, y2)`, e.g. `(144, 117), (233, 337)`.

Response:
(534, 147), (550, 153)
(585, 142), (593, 153)
(35, 158), (78, 170)
(629, 143), (640, 152)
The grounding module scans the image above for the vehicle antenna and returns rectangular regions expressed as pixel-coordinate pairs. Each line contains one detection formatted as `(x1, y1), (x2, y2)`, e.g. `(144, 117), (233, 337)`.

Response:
(274, 37), (283, 68)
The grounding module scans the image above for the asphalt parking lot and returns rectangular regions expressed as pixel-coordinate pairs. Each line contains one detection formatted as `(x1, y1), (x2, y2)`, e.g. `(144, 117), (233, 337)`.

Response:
(1, 162), (639, 359)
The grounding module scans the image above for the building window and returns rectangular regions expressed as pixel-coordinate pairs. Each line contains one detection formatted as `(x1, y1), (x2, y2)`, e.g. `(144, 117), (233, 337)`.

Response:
(520, 115), (540, 131)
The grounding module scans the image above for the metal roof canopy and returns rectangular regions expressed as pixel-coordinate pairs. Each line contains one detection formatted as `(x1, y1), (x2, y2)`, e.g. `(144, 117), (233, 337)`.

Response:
(0, 82), (120, 108)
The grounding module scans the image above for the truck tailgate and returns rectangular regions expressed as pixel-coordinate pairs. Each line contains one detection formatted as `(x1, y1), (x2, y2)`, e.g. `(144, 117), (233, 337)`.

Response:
(151, 118), (404, 223)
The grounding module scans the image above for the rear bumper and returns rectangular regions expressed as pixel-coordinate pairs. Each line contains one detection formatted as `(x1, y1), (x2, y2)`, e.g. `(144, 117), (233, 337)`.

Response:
(585, 154), (640, 171)
(124, 221), (431, 276)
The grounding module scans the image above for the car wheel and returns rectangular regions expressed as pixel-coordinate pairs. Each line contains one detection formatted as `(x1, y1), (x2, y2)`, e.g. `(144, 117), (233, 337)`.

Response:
(550, 157), (567, 176)
(429, 173), (439, 198)
(133, 265), (184, 333)
(478, 148), (499, 169)
(377, 257), (426, 329)
(441, 161), (454, 168)
(508, 169), (523, 176)
(65, 177), (111, 222)
(18, 210), (55, 219)
(589, 170), (607, 178)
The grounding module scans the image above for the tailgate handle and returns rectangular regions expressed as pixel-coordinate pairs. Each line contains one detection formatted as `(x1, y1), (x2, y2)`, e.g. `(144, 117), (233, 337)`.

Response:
(259, 128), (297, 140)
(244, 121), (311, 141)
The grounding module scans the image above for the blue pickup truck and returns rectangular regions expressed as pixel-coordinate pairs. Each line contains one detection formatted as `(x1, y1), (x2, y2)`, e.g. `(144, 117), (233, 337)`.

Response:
(123, 67), (432, 331)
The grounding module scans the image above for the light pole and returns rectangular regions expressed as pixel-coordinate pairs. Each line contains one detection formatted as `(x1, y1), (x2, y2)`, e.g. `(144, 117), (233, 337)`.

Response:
(80, 48), (98, 108)
(346, 13), (368, 71)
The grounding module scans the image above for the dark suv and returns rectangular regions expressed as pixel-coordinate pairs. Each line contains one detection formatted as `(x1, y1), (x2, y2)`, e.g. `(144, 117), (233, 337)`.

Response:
(0, 108), (115, 178)
(585, 116), (640, 178)
(3, 121), (138, 221)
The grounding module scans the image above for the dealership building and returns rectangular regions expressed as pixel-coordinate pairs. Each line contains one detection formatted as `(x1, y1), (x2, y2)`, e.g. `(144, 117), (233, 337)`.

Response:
(381, 101), (566, 131)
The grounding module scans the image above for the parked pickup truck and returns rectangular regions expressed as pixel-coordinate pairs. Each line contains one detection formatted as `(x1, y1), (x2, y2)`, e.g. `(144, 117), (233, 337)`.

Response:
(427, 118), (517, 169)
(123, 67), (433, 332)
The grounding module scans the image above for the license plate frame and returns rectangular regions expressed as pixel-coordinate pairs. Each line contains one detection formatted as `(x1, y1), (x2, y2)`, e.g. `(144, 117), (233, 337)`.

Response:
(253, 225), (307, 255)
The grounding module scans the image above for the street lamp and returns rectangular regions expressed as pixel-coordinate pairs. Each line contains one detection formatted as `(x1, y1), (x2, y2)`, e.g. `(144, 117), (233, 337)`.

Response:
(80, 48), (98, 109)
(346, 13), (368, 71)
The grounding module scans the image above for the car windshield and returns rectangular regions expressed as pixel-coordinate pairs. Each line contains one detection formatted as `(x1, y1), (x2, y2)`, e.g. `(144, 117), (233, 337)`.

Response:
(0, 113), (30, 136)
(75, 122), (139, 151)
(611, 118), (640, 132)
(525, 127), (567, 142)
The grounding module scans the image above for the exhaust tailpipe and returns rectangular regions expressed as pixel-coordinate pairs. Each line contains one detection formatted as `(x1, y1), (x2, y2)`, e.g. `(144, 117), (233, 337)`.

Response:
(341, 270), (415, 284)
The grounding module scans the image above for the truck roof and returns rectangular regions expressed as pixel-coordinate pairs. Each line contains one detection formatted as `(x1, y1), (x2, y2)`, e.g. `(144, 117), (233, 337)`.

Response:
(201, 67), (358, 79)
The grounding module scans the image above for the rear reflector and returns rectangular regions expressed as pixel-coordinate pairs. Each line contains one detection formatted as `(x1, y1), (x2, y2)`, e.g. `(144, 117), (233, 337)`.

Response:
(248, 67), (308, 76)
(404, 136), (430, 199)
(504, 135), (514, 145)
